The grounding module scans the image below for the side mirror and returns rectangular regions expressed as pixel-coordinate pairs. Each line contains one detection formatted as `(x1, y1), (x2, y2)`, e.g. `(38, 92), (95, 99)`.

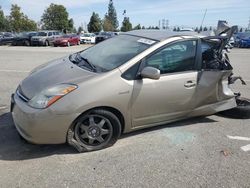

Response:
(140, 67), (160, 80)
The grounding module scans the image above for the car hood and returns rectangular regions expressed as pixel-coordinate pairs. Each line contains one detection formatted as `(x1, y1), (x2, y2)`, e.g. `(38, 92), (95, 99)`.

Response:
(96, 35), (109, 38)
(32, 36), (46, 40)
(19, 57), (96, 99)
(55, 37), (69, 41)
(81, 36), (91, 39)
(14, 36), (28, 40)
(241, 38), (250, 41)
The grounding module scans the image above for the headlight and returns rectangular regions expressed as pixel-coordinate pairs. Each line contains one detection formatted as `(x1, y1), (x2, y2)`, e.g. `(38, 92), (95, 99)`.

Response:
(28, 84), (77, 109)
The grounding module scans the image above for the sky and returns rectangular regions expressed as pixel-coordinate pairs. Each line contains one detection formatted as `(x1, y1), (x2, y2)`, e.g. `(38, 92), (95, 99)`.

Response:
(0, 0), (250, 29)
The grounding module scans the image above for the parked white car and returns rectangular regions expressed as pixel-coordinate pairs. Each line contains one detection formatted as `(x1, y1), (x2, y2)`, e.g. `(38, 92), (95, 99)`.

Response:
(80, 33), (96, 44)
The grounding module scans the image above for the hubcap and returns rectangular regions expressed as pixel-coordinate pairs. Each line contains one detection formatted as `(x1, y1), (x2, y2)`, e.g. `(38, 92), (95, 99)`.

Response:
(75, 115), (112, 146)
(88, 126), (101, 138)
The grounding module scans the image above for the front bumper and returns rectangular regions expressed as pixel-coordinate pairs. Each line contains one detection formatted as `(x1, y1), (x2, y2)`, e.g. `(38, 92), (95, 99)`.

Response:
(54, 41), (68, 46)
(31, 40), (45, 46)
(11, 93), (78, 144)
(81, 39), (92, 44)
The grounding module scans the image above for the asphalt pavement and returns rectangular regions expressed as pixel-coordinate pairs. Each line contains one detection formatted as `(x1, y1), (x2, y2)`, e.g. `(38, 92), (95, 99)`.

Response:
(0, 45), (249, 188)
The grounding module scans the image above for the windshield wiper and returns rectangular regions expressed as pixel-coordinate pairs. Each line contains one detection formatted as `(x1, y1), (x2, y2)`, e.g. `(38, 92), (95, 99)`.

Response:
(80, 56), (97, 72)
(69, 53), (96, 72)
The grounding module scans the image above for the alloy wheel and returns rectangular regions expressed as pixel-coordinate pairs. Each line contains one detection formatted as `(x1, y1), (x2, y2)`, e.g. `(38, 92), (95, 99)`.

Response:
(74, 114), (113, 146)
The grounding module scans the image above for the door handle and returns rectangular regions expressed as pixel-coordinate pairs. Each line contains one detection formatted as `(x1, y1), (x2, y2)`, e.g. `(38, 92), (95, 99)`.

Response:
(184, 81), (196, 88)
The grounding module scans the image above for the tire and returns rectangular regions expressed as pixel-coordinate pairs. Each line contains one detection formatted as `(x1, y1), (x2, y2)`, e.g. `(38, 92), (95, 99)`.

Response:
(219, 97), (250, 119)
(45, 40), (49, 46)
(24, 40), (30, 46)
(67, 109), (121, 152)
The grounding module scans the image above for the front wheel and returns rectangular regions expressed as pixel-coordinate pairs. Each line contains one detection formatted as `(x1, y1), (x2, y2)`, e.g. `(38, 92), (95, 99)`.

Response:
(67, 109), (121, 152)
(45, 40), (49, 46)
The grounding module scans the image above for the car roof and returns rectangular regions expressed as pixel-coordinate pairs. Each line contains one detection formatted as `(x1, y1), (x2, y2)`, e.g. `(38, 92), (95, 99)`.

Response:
(123, 30), (204, 41)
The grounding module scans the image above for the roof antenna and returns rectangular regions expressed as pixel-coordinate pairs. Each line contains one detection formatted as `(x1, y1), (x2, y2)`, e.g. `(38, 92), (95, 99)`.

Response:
(200, 9), (207, 32)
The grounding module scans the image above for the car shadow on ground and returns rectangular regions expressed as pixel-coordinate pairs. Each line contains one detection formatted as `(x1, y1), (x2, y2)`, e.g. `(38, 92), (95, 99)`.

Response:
(0, 112), (218, 161)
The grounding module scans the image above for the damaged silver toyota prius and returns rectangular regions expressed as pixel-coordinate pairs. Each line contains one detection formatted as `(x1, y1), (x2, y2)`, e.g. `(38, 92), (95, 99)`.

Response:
(11, 25), (250, 152)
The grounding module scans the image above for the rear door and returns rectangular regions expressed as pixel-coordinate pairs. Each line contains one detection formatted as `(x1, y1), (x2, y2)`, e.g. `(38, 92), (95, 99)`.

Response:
(131, 39), (199, 127)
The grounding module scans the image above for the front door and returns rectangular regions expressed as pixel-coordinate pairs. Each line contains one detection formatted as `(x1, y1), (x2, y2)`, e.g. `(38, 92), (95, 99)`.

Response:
(131, 39), (199, 128)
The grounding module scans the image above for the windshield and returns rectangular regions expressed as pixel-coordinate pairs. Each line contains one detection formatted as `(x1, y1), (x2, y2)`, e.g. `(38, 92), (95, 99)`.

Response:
(83, 34), (91, 37)
(37, 32), (47, 36)
(17, 32), (27, 37)
(236, 32), (250, 39)
(79, 35), (156, 72)
(242, 33), (250, 39)
(99, 32), (112, 36)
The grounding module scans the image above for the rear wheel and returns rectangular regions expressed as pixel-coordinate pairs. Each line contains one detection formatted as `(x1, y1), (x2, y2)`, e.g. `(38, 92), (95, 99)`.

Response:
(67, 109), (121, 152)
(219, 97), (250, 119)
(24, 40), (30, 46)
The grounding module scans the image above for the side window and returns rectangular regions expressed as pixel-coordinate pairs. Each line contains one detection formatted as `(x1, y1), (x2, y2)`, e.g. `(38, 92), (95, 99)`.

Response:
(145, 40), (197, 74)
(48, 32), (52, 36)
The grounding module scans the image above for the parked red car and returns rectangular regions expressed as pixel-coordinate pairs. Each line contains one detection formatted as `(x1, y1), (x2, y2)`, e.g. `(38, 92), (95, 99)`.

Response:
(53, 34), (80, 47)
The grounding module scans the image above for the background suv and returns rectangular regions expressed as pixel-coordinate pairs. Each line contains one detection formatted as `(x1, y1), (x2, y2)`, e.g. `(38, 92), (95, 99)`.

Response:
(31, 30), (61, 46)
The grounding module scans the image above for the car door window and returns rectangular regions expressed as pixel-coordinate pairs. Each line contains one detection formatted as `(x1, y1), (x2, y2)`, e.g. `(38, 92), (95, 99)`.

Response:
(48, 32), (52, 36)
(145, 40), (197, 74)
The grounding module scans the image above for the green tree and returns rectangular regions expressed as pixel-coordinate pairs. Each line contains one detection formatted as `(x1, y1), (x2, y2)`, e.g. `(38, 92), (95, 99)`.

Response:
(194, 27), (199, 32)
(8, 4), (37, 32)
(3, 16), (11, 31)
(199, 26), (203, 32)
(9, 4), (23, 32)
(107, 0), (118, 31)
(103, 14), (113, 31)
(209, 26), (212, 31)
(155, 26), (159, 30)
(177, 27), (180, 31)
(142, 26), (145, 29)
(121, 17), (132, 32)
(88, 12), (102, 32)
(239, 28), (243, 32)
(68, 18), (74, 32)
(173, 27), (177, 31)
(78, 26), (83, 34)
(0, 7), (5, 31)
(0, 7), (11, 31)
(203, 26), (208, 31)
(41, 4), (69, 31)
(133, 24), (141, 30)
